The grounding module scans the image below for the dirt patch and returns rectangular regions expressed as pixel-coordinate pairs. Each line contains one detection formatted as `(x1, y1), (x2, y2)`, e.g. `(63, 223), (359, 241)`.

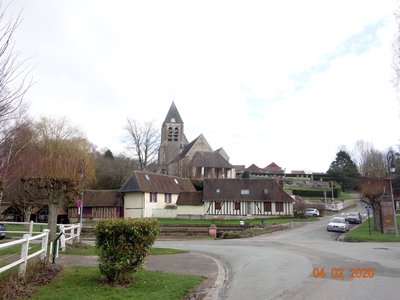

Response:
(0, 259), (62, 300)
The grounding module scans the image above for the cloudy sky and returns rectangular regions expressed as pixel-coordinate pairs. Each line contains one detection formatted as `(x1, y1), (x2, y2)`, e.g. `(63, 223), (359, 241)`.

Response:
(4, 0), (400, 173)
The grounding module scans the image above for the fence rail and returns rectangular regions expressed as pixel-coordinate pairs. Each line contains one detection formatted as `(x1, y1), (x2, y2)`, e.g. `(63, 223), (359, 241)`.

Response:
(0, 229), (50, 278)
(0, 221), (81, 278)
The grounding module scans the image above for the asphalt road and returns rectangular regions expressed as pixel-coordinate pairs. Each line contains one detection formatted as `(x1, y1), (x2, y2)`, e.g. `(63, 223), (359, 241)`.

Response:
(156, 202), (400, 300)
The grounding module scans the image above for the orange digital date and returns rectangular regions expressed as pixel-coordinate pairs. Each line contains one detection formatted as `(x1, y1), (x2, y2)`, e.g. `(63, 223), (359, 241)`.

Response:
(313, 267), (375, 279)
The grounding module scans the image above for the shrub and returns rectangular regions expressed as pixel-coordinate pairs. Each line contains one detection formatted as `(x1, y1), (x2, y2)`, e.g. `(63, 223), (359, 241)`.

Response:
(95, 218), (159, 284)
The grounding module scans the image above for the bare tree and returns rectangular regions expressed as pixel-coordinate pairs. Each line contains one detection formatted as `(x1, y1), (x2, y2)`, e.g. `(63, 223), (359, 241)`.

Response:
(125, 119), (160, 171)
(352, 140), (387, 178)
(21, 117), (95, 241)
(0, 4), (32, 203)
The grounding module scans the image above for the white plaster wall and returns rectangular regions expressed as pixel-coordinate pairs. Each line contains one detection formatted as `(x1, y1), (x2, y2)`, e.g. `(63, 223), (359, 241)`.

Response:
(124, 193), (144, 218)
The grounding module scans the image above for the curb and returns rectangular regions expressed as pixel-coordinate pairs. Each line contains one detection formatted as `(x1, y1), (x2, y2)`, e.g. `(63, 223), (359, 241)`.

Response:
(195, 252), (229, 300)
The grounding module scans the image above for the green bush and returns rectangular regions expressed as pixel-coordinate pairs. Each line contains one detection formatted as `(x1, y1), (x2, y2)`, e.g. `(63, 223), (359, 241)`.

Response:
(292, 187), (341, 198)
(95, 218), (159, 284)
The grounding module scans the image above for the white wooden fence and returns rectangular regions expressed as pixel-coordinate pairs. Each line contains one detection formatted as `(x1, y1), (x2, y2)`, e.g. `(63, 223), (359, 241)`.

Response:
(0, 222), (81, 278)
(0, 229), (50, 278)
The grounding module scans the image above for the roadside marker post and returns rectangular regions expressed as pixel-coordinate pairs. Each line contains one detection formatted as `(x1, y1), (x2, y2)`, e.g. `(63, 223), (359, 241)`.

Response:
(365, 205), (372, 236)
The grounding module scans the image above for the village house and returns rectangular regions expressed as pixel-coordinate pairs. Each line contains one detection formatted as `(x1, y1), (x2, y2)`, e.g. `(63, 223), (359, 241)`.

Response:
(202, 178), (294, 217)
(120, 171), (196, 218)
(68, 190), (123, 222)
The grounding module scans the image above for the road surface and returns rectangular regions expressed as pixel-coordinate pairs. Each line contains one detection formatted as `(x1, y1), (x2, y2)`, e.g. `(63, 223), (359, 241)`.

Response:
(156, 202), (400, 299)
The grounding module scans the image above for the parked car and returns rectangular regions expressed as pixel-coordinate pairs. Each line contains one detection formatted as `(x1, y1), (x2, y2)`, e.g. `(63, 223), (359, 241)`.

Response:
(0, 223), (6, 239)
(345, 212), (362, 224)
(305, 208), (320, 217)
(327, 217), (349, 232)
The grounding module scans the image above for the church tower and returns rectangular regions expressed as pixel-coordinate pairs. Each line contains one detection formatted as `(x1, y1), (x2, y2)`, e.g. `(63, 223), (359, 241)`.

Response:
(158, 102), (187, 173)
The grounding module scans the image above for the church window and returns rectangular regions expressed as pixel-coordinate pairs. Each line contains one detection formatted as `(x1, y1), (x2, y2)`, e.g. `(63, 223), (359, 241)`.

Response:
(168, 127), (173, 141)
(174, 127), (179, 141)
(171, 118), (175, 122)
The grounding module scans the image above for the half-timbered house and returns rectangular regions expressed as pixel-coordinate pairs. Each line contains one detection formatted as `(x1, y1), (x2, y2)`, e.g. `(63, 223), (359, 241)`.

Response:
(68, 190), (123, 222)
(203, 178), (294, 217)
(120, 171), (196, 218)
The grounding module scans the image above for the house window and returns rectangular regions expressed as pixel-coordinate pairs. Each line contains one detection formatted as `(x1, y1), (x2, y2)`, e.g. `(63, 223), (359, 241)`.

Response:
(240, 189), (249, 195)
(83, 207), (92, 215)
(215, 202), (221, 210)
(276, 202), (284, 212)
(264, 202), (271, 212)
(234, 202), (241, 210)
(150, 193), (157, 203)
(165, 193), (172, 204)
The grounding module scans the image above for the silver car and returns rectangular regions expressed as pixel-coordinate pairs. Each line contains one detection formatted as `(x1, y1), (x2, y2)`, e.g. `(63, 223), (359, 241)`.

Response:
(327, 217), (349, 232)
(345, 212), (362, 224)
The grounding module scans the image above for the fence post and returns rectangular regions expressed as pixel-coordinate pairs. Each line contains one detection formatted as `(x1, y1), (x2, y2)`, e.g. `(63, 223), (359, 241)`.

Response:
(18, 234), (30, 278)
(41, 229), (50, 260)
(59, 225), (66, 251)
(29, 220), (34, 237)
(77, 223), (81, 240)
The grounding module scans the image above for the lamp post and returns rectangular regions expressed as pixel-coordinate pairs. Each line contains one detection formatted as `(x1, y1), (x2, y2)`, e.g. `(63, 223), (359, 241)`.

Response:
(387, 150), (398, 238)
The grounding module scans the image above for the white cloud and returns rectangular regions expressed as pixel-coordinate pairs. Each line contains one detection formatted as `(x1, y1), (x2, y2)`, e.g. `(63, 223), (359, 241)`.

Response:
(4, 0), (400, 172)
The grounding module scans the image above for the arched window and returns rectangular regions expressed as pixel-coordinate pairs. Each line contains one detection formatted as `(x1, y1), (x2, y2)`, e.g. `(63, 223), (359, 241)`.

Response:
(167, 127), (173, 141)
(174, 127), (179, 141)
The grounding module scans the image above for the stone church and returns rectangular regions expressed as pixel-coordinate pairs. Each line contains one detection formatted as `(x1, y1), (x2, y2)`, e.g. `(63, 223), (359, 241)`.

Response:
(158, 102), (235, 179)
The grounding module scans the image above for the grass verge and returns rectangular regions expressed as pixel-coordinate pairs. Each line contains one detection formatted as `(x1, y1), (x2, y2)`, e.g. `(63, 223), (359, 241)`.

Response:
(28, 266), (202, 300)
(344, 215), (400, 242)
(64, 243), (187, 256)
(157, 217), (314, 226)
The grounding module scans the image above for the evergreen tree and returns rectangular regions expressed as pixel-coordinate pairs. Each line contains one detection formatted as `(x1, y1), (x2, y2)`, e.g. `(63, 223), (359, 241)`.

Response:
(327, 150), (360, 191)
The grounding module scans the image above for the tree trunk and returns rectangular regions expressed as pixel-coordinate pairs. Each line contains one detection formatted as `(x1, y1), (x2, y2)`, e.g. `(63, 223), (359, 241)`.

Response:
(372, 203), (381, 231)
(48, 201), (60, 242)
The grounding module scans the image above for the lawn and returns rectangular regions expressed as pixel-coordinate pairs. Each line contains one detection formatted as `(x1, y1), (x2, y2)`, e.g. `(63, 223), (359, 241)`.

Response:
(28, 266), (202, 300)
(64, 244), (187, 256)
(345, 215), (400, 242)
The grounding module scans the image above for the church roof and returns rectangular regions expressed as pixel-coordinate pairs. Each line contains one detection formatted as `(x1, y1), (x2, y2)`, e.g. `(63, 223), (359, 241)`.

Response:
(191, 151), (232, 168)
(164, 102), (183, 123)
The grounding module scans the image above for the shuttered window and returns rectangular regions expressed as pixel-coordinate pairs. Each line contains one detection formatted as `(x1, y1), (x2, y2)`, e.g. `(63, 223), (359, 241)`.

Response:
(276, 202), (283, 212)
(215, 202), (221, 210)
(264, 202), (271, 212)
(165, 193), (172, 204)
(150, 193), (157, 203)
(234, 202), (241, 210)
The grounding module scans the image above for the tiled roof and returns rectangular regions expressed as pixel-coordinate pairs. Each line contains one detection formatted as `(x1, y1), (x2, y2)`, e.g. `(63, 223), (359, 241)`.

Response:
(176, 191), (204, 206)
(191, 151), (232, 168)
(264, 162), (284, 173)
(245, 164), (265, 173)
(69, 190), (122, 207)
(291, 170), (305, 174)
(120, 171), (196, 193)
(203, 178), (293, 202)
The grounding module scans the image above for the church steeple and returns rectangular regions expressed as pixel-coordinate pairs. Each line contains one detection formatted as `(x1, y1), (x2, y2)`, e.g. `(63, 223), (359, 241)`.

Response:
(159, 102), (187, 172)
(164, 101), (183, 124)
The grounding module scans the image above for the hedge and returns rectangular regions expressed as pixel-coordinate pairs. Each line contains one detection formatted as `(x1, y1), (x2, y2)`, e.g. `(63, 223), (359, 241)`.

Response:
(95, 218), (159, 284)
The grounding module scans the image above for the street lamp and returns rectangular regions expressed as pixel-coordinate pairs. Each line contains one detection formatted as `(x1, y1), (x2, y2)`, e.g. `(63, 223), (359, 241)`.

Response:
(387, 150), (398, 238)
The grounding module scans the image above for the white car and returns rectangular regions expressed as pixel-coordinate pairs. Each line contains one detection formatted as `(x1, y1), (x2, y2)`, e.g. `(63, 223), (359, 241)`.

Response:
(327, 217), (349, 232)
(304, 208), (320, 217)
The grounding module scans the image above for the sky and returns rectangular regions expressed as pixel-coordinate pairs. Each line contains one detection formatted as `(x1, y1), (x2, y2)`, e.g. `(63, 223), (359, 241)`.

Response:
(4, 0), (400, 173)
